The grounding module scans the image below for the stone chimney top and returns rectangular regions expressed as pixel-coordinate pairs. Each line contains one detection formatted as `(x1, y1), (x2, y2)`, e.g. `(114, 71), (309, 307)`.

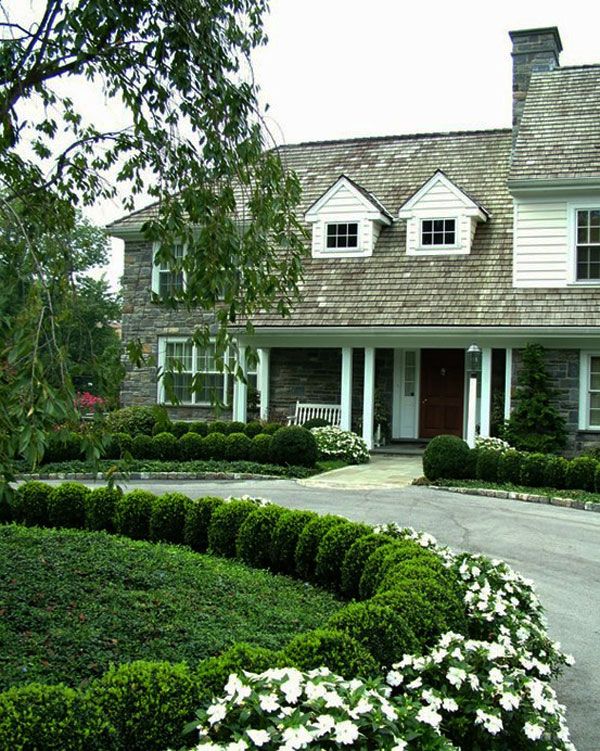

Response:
(510, 27), (562, 138)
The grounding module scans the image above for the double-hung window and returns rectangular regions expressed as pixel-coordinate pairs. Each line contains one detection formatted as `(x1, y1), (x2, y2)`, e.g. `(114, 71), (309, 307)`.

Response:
(581, 353), (600, 430)
(575, 209), (600, 282)
(326, 222), (359, 250)
(153, 243), (186, 296)
(421, 218), (456, 247)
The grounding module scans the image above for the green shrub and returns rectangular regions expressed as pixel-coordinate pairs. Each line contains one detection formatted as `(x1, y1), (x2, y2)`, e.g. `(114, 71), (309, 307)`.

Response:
(0, 682), (108, 751)
(131, 433), (152, 459)
(249, 433), (272, 463)
(114, 489), (155, 539)
(225, 432), (252, 461)
(475, 449), (500, 482)
(243, 421), (263, 438)
(207, 421), (228, 435)
(106, 406), (156, 436)
(102, 433), (122, 460)
(315, 522), (371, 590)
(340, 533), (395, 599)
(283, 628), (378, 677)
(88, 660), (198, 751)
(372, 587), (449, 646)
(378, 557), (448, 593)
(110, 432), (133, 458)
(203, 432), (227, 460)
(170, 421), (192, 438)
(519, 452), (550, 487)
(566, 455), (598, 492)
(189, 421), (208, 436)
(270, 510), (317, 574)
(236, 506), (287, 568)
(545, 455), (568, 489)
(295, 514), (347, 581)
(358, 540), (436, 599)
(0, 492), (11, 523)
(84, 487), (121, 532)
(423, 434), (470, 481)
(595, 463), (600, 493)
(497, 448), (524, 484)
(183, 496), (225, 553)
(152, 420), (172, 436)
(464, 447), (479, 479)
(150, 431), (178, 460)
(10, 481), (51, 526)
(302, 417), (330, 429)
(44, 431), (82, 463)
(271, 426), (318, 467)
(261, 422), (282, 435)
(208, 499), (257, 557)
(196, 643), (283, 702)
(150, 492), (190, 543)
(179, 432), (205, 460)
(226, 421), (246, 435)
(328, 601), (418, 666)
(47, 482), (89, 528)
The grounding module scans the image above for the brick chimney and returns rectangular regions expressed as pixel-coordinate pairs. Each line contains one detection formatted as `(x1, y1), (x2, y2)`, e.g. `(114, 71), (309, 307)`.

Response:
(509, 27), (562, 138)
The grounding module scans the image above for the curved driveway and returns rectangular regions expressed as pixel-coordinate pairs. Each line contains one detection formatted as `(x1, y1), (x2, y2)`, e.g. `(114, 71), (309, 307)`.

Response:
(68, 478), (600, 750)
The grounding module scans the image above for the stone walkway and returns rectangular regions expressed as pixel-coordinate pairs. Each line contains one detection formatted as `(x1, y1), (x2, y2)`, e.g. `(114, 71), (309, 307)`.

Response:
(299, 454), (423, 489)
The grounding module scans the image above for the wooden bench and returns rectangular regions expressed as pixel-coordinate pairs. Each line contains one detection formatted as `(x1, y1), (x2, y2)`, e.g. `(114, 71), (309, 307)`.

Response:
(287, 401), (342, 428)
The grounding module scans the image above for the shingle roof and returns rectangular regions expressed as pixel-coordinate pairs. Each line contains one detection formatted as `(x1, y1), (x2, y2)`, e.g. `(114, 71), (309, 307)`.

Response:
(510, 66), (600, 182)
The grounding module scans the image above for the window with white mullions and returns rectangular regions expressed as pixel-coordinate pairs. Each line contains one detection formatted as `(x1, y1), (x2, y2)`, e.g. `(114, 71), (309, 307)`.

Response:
(576, 209), (600, 281)
(164, 340), (194, 403)
(421, 218), (456, 247)
(326, 222), (359, 249)
(589, 356), (600, 427)
(157, 243), (185, 296)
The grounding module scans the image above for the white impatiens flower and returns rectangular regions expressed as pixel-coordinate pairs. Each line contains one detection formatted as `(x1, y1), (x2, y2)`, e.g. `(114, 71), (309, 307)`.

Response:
(499, 692), (520, 711)
(311, 714), (335, 737)
(258, 693), (279, 713)
(334, 720), (360, 745)
(475, 710), (503, 735)
(446, 667), (466, 688)
(281, 725), (313, 749)
(442, 697), (459, 712)
(391, 741), (408, 751)
(349, 698), (373, 718)
(523, 722), (544, 740)
(406, 677), (423, 690)
(246, 728), (270, 747)
(416, 705), (442, 729)
(488, 667), (504, 685)
(207, 702), (227, 725)
(225, 742), (248, 751)
(386, 669), (403, 686)
(280, 677), (303, 705)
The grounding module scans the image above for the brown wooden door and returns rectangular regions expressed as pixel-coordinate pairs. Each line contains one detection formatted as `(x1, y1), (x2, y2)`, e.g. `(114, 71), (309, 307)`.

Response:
(419, 349), (465, 438)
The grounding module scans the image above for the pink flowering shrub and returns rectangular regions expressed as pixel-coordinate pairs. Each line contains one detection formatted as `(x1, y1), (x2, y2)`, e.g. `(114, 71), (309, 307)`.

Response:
(75, 391), (106, 413)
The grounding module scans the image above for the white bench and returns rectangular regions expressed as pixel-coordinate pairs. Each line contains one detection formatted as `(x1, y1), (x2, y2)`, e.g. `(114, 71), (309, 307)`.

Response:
(287, 401), (342, 428)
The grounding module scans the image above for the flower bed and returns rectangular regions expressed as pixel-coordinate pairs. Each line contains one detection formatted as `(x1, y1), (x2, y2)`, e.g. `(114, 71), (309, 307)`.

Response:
(310, 426), (370, 464)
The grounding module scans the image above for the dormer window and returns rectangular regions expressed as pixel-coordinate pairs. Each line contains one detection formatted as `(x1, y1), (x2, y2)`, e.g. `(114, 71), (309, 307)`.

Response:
(421, 219), (456, 247)
(326, 222), (359, 250)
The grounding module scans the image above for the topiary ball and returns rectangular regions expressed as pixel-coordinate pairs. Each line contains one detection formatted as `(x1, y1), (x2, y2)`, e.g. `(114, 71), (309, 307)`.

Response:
(47, 482), (90, 528)
(249, 433), (272, 463)
(475, 449), (501, 482)
(207, 421), (228, 435)
(179, 432), (205, 461)
(85, 486), (121, 532)
(314, 522), (371, 591)
(340, 533), (396, 599)
(189, 421), (208, 436)
(243, 421), (263, 438)
(236, 505), (287, 568)
(565, 455), (598, 492)
(358, 540), (436, 600)
(114, 489), (155, 540)
(183, 496), (225, 552)
(207, 499), (257, 557)
(131, 433), (152, 460)
(150, 431), (178, 460)
(224, 432), (252, 461)
(226, 421), (246, 435)
(270, 510), (318, 574)
(150, 492), (190, 543)
(10, 481), (52, 526)
(497, 449), (524, 484)
(520, 452), (550, 487)
(423, 434), (470, 481)
(203, 432), (227, 461)
(270, 426), (317, 468)
(372, 587), (449, 646)
(170, 421), (192, 438)
(545, 455), (568, 489)
(294, 514), (348, 581)
(283, 628), (378, 677)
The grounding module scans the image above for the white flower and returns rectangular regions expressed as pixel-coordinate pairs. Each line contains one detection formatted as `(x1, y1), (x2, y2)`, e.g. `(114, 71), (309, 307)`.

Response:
(523, 722), (544, 740)
(311, 714), (335, 737)
(349, 698), (373, 718)
(386, 669), (403, 686)
(499, 692), (520, 711)
(488, 667), (503, 685)
(280, 677), (303, 704)
(226, 742), (248, 751)
(281, 725), (313, 749)
(259, 693), (279, 713)
(334, 720), (359, 745)
(406, 677), (423, 690)
(246, 728), (270, 747)
(324, 690), (345, 708)
(475, 710), (503, 735)
(442, 697), (459, 712)
(416, 705), (442, 729)
(207, 702), (227, 725)
(391, 741), (408, 751)
(446, 667), (466, 688)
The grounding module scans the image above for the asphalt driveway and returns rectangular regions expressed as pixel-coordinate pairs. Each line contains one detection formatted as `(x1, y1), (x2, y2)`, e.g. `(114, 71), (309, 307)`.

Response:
(53, 478), (600, 750)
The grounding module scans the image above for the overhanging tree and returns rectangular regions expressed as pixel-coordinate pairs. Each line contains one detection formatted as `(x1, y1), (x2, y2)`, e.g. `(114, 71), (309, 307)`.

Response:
(0, 0), (305, 486)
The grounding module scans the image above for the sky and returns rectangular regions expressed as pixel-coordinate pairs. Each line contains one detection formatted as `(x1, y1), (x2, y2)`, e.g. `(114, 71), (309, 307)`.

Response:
(39, 0), (600, 288)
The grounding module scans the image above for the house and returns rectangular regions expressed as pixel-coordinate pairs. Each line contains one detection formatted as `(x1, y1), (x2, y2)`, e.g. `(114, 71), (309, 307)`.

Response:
(107, 27), (600, 452)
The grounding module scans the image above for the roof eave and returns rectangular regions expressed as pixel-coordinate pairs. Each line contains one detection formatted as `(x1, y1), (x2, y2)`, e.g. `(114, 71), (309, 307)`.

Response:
(508, 176), (600, 194)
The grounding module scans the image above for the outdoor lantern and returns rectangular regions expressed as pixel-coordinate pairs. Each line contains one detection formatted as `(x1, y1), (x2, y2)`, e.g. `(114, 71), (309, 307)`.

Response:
(466, 343), (482, 376)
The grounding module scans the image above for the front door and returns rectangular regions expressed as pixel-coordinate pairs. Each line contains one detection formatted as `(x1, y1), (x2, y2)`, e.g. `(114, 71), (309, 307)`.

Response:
(419, 349), (464, 438)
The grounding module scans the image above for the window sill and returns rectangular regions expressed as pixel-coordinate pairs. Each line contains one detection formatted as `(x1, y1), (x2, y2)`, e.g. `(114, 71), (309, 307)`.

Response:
(567, 281), (600, 287)
(407, 246), (468, 257)
(312, 249), (371, 259)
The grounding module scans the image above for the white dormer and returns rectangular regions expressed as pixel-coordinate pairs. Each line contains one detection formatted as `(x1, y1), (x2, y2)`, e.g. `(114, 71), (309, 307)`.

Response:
(305, 175), (393, 258)
(398, 170), (489, 256)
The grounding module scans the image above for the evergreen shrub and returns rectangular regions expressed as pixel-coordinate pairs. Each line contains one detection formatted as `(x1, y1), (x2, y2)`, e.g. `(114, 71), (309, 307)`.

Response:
(183, 497), (224, 552)
(203, 432), (227, 460)
(261, 422), (283, 435)
(475, 448), (501, 482)
(170, 421), (191, 438)
(249, 433), (272, 463)
(565, 455), (597, 492)
(520, 453), (550, 487)
(189, 421), (208, 436)
(207, 421), (228, 435)
(294, 514), (347, 581)
(283, 628), (378, 677)
(179, 432), (205, 460)
(314, 522), (371, 590)
(271, 426), (317, 467)
(227, 421), (246, 435)
(10, 481), (52, 526)
(243, 421), (263, 438)
(358, 540), (436, 600)
(150, 431), (178, 460)
(106, 406), (156, 436)
(85, 487), (121, 532)
(44, 431), (82, 463)
(302, 417), (330, 429)
(497, 449), (524, 484)
(150, 492), (189, 543)
(545, 455), (569, 490)
(372, 587), (448, 645)
(114, 490), (155, 539)
(270, 510), (318, 575)
(225, 432), (252, 461)
(423, 434), (470, 481)
(131, 433), (152, 459)
(207, 499), (256, 557)
(340, 533), (395, 599)
(196, 643), (282, 703)
(236, 506), (287, 568)
(47, 482), (89, 528)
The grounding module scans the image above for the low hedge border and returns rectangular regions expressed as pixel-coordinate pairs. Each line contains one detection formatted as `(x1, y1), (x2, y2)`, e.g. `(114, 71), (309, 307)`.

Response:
(430, 482), (600, 512)
(18, 471), (283, 482)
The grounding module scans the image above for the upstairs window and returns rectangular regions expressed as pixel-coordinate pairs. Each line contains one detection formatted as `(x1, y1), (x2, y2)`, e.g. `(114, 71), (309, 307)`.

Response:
(326, 222), (359, 250)
(154, 243), (185, 296)
(421, 218), (456, 247)
(576, 209), (600, 281)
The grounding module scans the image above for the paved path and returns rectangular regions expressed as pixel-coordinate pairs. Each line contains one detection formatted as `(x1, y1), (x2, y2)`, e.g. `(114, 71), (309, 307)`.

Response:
(300, 454), (423, 489)
(54, 475), (599, 750)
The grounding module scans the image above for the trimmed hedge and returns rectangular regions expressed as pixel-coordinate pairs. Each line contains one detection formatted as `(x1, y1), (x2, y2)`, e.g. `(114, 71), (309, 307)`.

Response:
(271, 426), (318, 468)
(520, 452), (549, 487)
(475, 449), (500, 482)
(48, 482), (89, 529)
(183, 496), (224, 553)
(11, 481), (52, 526)
(358, 539), (436, 600)
(179, 432), (205, 460)
(283, 628), (378, 677)
(497, 449), (524, 484)
(423, 434), (471, 481)
(150, 492), (189, 544)
(566, 455), (597, 492)
(85, 487), (120, 532)
(225, 432), (252, 461)
(340, 533), (396, 599)
(236, 506), (287, 568)
(196, 643), (282, 702)
(203, 432), (227, 461)
(114, 490), (155, 540)
(270, 510), (318, 575)
(207, 499), (257, 557)
(371, 587), (449, 645)
(150, 432), (178, 460)
(314, 521), (371, 590)
(295, 514), (347, 581)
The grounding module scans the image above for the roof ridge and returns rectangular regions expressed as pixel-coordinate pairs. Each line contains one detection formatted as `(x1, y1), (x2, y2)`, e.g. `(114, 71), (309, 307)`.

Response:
(276, 128), (511, 150)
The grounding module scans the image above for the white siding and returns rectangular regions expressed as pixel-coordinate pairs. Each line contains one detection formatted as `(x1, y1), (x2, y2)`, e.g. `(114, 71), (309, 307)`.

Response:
(513, 198), (569, 287)
(319, 183), (366, 216)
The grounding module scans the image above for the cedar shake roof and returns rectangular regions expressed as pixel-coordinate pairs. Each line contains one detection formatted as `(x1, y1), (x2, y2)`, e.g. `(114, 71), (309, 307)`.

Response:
(510, 66), (600, 182)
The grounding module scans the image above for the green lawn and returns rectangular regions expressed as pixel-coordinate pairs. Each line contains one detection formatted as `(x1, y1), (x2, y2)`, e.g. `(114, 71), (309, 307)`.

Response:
(435, 478), (600, 504)
(0, 525), (342, 690)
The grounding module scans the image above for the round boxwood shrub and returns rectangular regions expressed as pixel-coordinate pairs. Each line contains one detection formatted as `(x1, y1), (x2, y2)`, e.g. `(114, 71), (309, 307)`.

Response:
(226, 421), (246, 435)
(106, 406), (156, 436)
(87, 660), (198, 751)
(236, 505), (287, 568)
(203, 432), (227, 461)
(243, 421), (263, 438)
(112, 432), (133, 458)
(497, 448), (525, 484)
(378, 557), (449, 594)
(475, 448), (501, 482)
(520, 452), (550, 488)
(249, 433), (272, 464)
(131, 433), (152, 460)
(189, 421), (208, 436)
(372, 587), (449, 646)
(10, 481), (52, 526)
(328, 601), (418, 667)
(183, 496), (225, 552)
(0, 682), (108, 751)
(270, 426), (317, 467)
(225, 432), (252, 461)
(283, 628), (378, 677)
(85, 487), (121, 532)
(423, 434), (470, 481)
(302, 417), (330, 429)
(48, 482), (90, 528)
(150, 431), (178, 460)
(261, 422), (282, 435)
(314, 521), (371, 590)
(270, 510), (317, 574)
(545, 455), (568, 490)
(170, 421), (191, 438)
(179, 432), (205, 461)
(294, 514), (347, 581)
(358, 540), (437, 600)
(44, 431), (82, 463)
(207, 420), (228, 435)
(207, 499), (257, 557)
(114, 489), (155, 540)
(150, 492), (190, 543)
(566, 455), (598, 492)
(340, 533), (395, 599)
(152, 421), (172, 436)
(196, 643), (283, 702)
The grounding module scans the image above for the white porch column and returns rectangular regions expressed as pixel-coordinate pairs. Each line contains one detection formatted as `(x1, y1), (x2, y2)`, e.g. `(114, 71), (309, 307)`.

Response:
(504, 348), (512, 420)
(232, 344), (247, 422)
(479, 347), (492, 437)
(340, 347), (353, 431)
(257, 347), (270, 421)
(362, 347), (375, 450)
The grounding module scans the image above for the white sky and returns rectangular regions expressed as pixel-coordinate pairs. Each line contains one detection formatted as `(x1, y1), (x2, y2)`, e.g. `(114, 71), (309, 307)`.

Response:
(73, 0), (600, 288)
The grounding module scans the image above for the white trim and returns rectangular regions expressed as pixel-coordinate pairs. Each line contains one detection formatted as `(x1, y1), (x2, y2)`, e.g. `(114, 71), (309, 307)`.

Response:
(362, 347), (375, 450)
(313, 218), (372, 259)
(232, 345), (248, 422)
(504, 348), (513, 420)
(151, 241), (187, 295)
(257, 348), (270, 420)
(579, 351), (600, 431)
(305, 176), (392, 224)
(480, 347), (492, 438)
(417, 216), (460, 251)
(398, 170), (488, 221)
(340, 347), (353, 431)
(567, 201), (600, 286)
(392, 349), (402, 439)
